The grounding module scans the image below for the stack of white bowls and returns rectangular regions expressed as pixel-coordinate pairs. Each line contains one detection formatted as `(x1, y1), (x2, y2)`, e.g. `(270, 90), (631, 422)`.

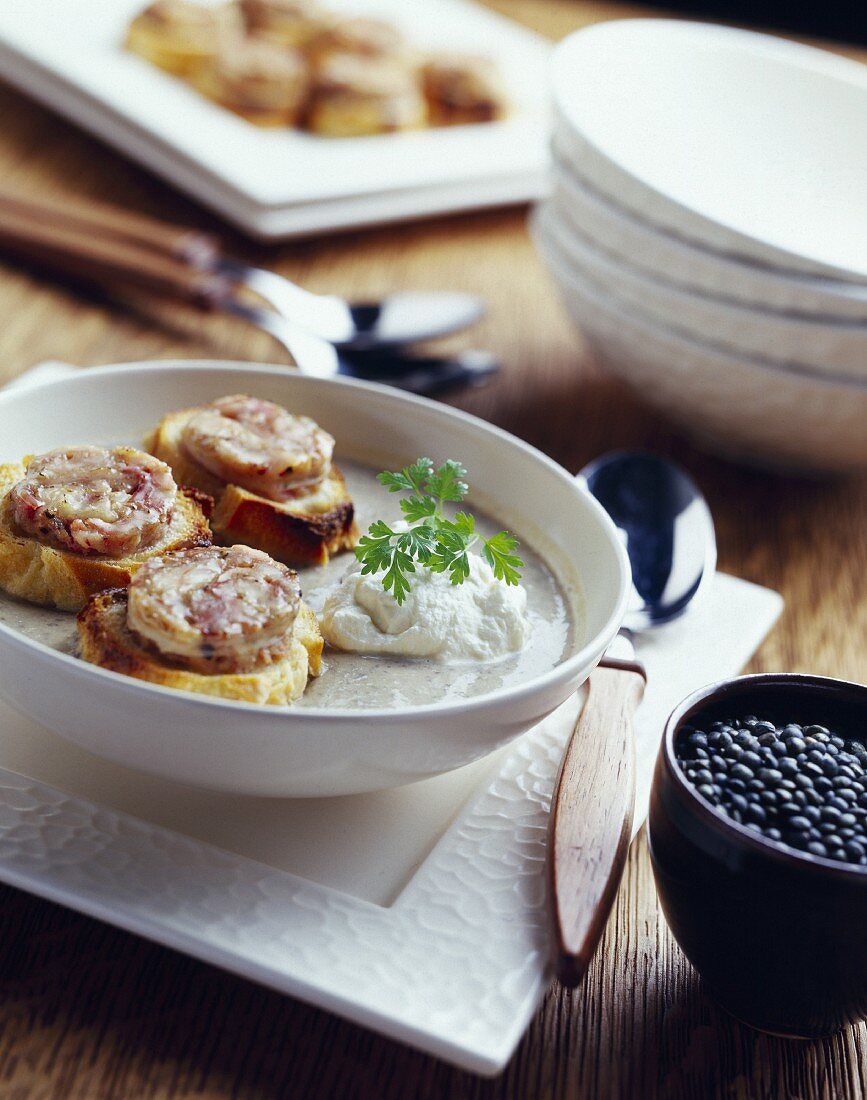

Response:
(532, 19), (867, 473)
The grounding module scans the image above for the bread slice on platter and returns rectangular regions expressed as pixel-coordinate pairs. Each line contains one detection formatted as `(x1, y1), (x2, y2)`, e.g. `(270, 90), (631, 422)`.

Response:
(0, 461), (212, 612)
(78, 588), (323, 706)
(145, 406), (358, 567)
(124, 1), (241, 78)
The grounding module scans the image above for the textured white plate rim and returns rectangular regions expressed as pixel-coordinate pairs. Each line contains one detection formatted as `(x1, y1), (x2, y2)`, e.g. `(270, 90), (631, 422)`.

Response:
(0, 359), (630, 722)
(531, 211), (867, 392)
(550, 18), (867, 281)
(0, 704), (571, 1075)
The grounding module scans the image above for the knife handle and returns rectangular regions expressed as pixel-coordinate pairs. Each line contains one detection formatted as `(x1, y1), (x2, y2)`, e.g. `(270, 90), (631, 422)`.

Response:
(0, 188), (219, 264)
(548, 658), (646, 987)
(0, 204), (229, 306)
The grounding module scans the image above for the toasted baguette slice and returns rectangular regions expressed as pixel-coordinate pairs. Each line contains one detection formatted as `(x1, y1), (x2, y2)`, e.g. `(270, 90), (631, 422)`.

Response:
(145, 407), (358, 566)
(0, 461), (213, 612)
(124, 3), (240, 78)
(78, 589), (323, 706)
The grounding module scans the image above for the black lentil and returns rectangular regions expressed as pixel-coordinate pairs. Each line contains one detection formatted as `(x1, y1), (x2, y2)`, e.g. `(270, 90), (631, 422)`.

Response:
(676, 716), (867, 868)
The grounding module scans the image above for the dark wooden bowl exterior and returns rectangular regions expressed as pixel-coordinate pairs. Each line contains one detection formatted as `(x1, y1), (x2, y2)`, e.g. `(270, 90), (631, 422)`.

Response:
(648, 674), (867, 1038)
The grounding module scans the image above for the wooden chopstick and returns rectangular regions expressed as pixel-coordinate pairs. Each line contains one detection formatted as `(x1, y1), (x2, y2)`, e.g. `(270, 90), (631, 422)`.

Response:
(0, 203), (229, 305)
(0, 188), (220, 267)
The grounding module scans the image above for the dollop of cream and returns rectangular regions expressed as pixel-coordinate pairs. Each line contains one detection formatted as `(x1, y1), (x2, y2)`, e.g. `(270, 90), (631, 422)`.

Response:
(320, 550), (530, 662)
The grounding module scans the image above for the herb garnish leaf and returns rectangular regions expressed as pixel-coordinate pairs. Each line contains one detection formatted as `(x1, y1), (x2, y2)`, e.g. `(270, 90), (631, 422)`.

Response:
(356, 459), (524, 605)
(378, 457), (434, 495)
(399, 493), (438, 523)
(424, 459), (468, 504)
(483, 531), (525, 586)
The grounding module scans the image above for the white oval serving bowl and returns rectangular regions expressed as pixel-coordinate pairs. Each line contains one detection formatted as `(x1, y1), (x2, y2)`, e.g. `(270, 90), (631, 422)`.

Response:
(552, 20), (867, 282)
(535, 201), (867, 379)
(532, 220), (867, 473)
(0, 361), (630, 797)
(548, 160), (867, 324)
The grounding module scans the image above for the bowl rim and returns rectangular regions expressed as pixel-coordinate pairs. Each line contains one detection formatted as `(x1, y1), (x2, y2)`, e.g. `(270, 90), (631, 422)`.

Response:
(549, 18), (867, 283)
(661, 672), (867, 879)
(532, 208), (867, 392)
(0, 359), (632, 723)
(548, 146), (867, 313)
(545, 163), (867, 337)
(553, 18), (867, 93)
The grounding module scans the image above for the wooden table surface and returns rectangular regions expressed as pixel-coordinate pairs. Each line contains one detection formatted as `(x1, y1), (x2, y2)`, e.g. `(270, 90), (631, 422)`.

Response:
(0, 2), (865, 1097)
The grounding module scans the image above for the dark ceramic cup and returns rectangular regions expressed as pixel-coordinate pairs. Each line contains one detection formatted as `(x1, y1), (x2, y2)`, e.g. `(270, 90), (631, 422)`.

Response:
(648, 673), (867, 1038)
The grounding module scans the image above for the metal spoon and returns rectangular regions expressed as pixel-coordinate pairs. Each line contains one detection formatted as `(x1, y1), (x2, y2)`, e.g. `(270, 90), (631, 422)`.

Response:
(222, 296), (497, 392)
(548, 451), (717, 985)
(579, 450), (717, 631)
(218, 259), (485, 351)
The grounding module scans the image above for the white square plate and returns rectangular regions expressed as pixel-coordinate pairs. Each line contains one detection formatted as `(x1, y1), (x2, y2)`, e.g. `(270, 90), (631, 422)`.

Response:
(0, 0), (552, 237)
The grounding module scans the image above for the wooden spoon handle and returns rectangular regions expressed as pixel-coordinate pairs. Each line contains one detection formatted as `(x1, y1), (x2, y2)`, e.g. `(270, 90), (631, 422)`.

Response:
(0, 205), (229, 306)
(0, 188), (219, 265)
(548, 658), (646, 987)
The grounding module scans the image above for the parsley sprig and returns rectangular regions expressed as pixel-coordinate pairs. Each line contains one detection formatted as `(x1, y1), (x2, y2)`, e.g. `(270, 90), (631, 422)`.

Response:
(355, 458), (524, 605)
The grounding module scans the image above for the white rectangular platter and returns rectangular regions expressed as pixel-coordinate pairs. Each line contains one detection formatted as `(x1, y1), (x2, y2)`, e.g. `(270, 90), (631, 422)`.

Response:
(0, 544), (782, 1076)
(0, 0), (552, 238)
